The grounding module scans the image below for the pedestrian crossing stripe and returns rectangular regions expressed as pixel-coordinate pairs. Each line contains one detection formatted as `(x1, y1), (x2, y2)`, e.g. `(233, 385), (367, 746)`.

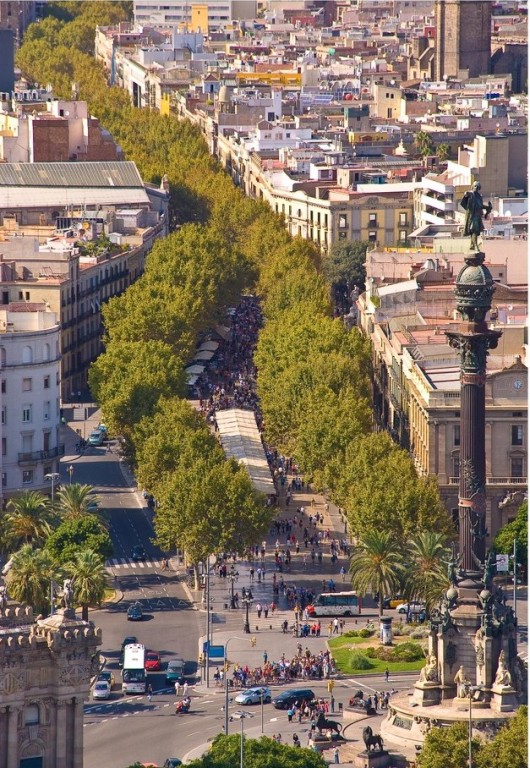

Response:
(105, 558), (165, 569)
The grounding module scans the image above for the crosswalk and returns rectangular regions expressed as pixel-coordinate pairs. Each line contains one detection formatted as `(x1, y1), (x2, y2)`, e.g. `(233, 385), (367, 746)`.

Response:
(105, 558), (165, 570)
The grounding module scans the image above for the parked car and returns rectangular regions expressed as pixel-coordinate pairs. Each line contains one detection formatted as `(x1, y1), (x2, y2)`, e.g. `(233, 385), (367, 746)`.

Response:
(145, 651), (161, 671)
(97, 670), (115, 688)
(163, 760), (182, 767)
(396, 602), (426, 615)
(272, 688), (315, 710)
(96, 424), (108, 436)
(235, 686), (272, 705)
(88, 430), (104, 446)
(165, 659), (185, 685)
(127, 602), (144, 621)
(92, 681), (111, 700)
(382, 596), (404, 609)
(131, 545), (147, 561)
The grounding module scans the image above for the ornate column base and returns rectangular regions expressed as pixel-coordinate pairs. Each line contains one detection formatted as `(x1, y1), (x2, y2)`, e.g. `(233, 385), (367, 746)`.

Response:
(490, 685), (517, 713)
(413, 682), (442, 707)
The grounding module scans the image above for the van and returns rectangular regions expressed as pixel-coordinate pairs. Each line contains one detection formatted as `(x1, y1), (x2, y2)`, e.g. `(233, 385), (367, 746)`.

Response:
(272, 687), (315, 710)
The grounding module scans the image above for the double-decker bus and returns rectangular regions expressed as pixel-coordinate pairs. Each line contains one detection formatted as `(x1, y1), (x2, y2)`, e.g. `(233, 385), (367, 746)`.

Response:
(306, 591), (361, 617)
(122, 643), (146, 694)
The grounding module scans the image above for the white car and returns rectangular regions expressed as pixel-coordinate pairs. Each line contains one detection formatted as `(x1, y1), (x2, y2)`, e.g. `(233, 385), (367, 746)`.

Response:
(234, 686), (272, 705)
(396, 602), (426, 615)
(92, 681), (111, 700)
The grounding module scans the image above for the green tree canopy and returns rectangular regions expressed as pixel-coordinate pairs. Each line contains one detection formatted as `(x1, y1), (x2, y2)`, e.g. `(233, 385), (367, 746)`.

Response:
(476, 706), (528, 768)
(88, 340), (186, 443)
(349, 530), (404, 616)
(4, 491), (55, 549)
(414, 130), (435, 158)
(417, 722), (478, 768)
(322, 240), (370, 290)
(65, 549), (108, 621)
(6, 545), (54, 614)
(338, 433), (454, 542)
(493, 501), (527, 576)
(154, 458), (273, 566)
(187, 734), (326, 768)
(55, 483), (102, 522)
(404, 531), (451, 610)
(45, 515), (113, 565)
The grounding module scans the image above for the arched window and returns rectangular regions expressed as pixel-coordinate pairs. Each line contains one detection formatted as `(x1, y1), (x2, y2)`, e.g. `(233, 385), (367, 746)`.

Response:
(22, 346), (33, 364)
(0, 347), (5, 367)
(43, 343), (50, 361)
(25, 703), (40, 725)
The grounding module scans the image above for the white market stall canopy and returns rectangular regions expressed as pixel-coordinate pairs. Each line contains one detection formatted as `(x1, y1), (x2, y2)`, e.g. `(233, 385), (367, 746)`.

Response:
(193, 349), (216, 362)
(185, 363), (205, 375)
(198, 341), (220, 352)
(186, 373), (199, 387)
(215, 408), (276, 496)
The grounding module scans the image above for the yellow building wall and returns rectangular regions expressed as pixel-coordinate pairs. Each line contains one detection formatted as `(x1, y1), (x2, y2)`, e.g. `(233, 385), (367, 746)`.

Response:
(160, 93), (171, 117)
(191, 4), (209, 33)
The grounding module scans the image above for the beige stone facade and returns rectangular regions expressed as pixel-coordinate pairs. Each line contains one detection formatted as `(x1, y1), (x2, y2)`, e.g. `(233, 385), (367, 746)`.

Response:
(435, 0), (492, 81)
(0, 606), (101, 768)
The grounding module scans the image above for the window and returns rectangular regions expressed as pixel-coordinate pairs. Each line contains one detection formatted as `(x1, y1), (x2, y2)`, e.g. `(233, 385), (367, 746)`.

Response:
(339, 214), (348, 229)
(369, 212), (377, 224)
(24, 704), (39, 725)
(399, 230), (407, 242)
(399, 212), (408, 226)
(452, 455), (460, 478)
(1, 473), (6, 488)
(368, 230), (377, 242)
(1, 437), (6, 456)
(453, 425), (460, 446)
(511, 457), (524, 478)
(512, 425), (524, 446)
(22, 378), (32, 391)
(43, 401), (50, 421)
(339, 231), (347, 240)
(44, 375), (50, 389)
(43, 343), (50, 361)
(1, 406), (5, 425)
(22, 435), (33, 453)
(22, 405), (32, 423)
(22, 470), (33, 485)
(22, 346), (33, 364)
(1, 380), (5, 393)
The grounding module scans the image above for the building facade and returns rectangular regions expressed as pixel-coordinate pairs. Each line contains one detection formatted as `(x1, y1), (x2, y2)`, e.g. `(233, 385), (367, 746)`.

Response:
(435, 0), (492, 81)
(0, 304), (63, 500)
(0, 604), (101, 768)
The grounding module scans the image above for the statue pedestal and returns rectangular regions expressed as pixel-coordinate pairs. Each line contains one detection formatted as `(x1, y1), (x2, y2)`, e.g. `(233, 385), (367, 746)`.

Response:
(490, 684), (517, 713)
(353, 750), (391, 768)
(413, 682), (441, 707)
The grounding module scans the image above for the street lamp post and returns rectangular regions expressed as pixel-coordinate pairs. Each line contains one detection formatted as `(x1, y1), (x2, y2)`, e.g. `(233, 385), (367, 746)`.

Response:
(464, 684), (483, 768)
(68, 465), (74, 485)
(224, 636), (246, 735)
(233, 712), (253, 768)
(242, 594), (252, 634)
(44, 472), (60, 502)
(227, 566), (239, 609)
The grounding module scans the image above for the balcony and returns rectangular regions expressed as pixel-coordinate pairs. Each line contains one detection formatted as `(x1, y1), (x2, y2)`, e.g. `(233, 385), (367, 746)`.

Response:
(18, 445), (65, 465)
(448, 476), (527, 486)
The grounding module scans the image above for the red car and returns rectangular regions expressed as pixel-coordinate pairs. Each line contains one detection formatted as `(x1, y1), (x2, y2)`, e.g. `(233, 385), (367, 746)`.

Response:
(145, 651), (161, 671)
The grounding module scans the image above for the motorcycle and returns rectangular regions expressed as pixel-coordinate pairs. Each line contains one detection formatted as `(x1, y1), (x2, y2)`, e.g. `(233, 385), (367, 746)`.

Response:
(175, 697), (191, 714)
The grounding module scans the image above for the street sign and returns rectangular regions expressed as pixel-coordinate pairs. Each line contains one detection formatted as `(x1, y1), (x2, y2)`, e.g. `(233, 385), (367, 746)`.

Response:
(496, 554), (509, 572)
(202, 642), (225, 659)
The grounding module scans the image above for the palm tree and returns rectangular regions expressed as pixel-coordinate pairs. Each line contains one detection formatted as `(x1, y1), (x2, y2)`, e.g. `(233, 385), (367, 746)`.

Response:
(414, 129), (435, 159)
(349, 530), (404, 617)
(66, 549), (108, 621)
(6, 544), (54, 614)
(404, 530), (451, 611)
(5, 491), (55, 548)
(55, 484), (103, 523)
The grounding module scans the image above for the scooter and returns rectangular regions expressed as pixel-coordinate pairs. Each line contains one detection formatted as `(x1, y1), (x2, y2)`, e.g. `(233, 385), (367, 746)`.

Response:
(175, 697), (191, 714)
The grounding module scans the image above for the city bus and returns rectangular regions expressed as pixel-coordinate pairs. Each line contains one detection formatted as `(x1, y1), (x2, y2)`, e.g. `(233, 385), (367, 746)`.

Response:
(306, 591), (361, 617)
(122, 643), (146, 694)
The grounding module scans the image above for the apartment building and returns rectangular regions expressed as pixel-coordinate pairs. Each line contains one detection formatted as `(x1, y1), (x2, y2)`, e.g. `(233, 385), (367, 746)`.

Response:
(133, 0), (257, 30)
(0, 303), (63, 499)
(0, 161), (169, 400)
(357, 242), (528, 541)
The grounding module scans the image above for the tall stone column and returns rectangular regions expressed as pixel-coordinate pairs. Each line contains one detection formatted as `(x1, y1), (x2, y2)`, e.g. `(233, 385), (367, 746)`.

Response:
(7, 705), (18, 768)
(446, 253), (501, 575)
(72, 697), (85, 768)
(55, 699), (67, 768)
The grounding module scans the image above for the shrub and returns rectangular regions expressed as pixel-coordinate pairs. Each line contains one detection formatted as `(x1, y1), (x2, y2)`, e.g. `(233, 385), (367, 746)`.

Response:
(410, 628), (430, 639)
(348, 652), (374, 671)
(392, 641), (424, 662)
(358, 627), (374, 638)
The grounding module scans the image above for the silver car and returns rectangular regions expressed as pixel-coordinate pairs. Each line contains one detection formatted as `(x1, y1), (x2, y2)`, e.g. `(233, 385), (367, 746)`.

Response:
(234, 686), (272, 705)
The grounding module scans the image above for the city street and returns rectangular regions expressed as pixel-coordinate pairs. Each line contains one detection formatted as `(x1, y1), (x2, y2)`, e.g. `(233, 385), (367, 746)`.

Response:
(58, 411), (527, 767)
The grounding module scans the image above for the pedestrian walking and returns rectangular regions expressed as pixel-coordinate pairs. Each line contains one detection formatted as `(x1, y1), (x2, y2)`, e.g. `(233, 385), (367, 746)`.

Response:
(147, 683), (153, 702)
(256, 602), (262, 618)
(328, 621), (333, 637)
(384, 668), (390, 683)
(333, 746), (340, 764)
(182, 681), (188, 697)
(374, 692), (379, 710)
(287, 708), (294, 723)
(340, 566), (346, 581)
(330, 694), (335, 713)
(174, 681), (181, 696)
(263, 650), (268, 664)
(264, 605), (269, 619)
(333, 618), (339, 634)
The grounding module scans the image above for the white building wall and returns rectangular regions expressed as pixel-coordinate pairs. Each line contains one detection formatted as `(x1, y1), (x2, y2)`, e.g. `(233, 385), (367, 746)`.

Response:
(0, 313), (62, 500)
